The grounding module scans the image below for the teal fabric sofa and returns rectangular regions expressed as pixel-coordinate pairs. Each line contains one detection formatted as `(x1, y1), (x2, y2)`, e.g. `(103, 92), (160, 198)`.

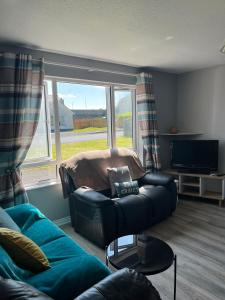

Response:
(0, 204), (110, 300)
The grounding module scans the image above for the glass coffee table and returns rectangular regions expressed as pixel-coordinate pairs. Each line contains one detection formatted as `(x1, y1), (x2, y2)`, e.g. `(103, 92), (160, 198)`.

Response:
(106, 234), (177, 300)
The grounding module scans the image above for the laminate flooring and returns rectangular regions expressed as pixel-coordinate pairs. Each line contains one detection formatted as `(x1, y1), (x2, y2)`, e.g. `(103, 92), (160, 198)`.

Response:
(62, 199), (225, 300)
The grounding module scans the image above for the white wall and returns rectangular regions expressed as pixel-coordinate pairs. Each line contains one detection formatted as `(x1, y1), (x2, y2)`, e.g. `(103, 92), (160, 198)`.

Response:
(177, 64), (225, 172)
(152, 71), (177, 168)
(27, 183), (69, 221)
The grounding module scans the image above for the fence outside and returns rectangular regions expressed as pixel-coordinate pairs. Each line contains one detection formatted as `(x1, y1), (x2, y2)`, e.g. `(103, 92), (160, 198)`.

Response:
(74, 118), (107, 129)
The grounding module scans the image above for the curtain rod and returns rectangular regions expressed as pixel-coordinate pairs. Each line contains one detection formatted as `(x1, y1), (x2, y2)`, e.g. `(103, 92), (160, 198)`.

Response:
(0, 53), (138, 77)
(38, 58), (138, 77)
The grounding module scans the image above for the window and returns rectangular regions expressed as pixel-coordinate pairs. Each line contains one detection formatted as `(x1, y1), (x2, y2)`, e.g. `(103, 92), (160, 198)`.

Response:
(22, 81), (57, 186)
(114, 89), (135, 149)
(22, 78), (136, 187)
(56, 82), (109, 160)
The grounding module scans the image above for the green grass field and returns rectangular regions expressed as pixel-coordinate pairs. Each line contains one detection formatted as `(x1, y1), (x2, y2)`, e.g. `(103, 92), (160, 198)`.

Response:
(23, 129), (133, 184)
(73, 127), (107, 134)
(52, 136), (132, 161)
(23, 135), (132, 182)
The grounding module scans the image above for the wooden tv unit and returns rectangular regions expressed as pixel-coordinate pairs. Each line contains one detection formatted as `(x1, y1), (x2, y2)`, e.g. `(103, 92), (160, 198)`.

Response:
(165, 169), (225, 207)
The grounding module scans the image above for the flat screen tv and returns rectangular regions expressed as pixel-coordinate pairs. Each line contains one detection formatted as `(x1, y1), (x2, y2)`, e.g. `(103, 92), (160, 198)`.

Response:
(170, 140), (218, 173)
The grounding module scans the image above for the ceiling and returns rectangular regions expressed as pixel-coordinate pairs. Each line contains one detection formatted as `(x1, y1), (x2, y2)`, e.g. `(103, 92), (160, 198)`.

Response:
(0, 0), (225, 73)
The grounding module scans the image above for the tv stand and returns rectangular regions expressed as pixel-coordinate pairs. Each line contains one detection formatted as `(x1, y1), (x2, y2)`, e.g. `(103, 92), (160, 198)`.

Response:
(177, 169), (210, 175)
(165, 169), (225, 207)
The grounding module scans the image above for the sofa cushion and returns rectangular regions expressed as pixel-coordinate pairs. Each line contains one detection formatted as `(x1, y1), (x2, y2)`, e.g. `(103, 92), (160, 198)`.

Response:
(139, 185), (172, 223)
(114, 180), (139, 198)
(0, 276), (52, 300)
(27, 236), (110, 300)
(115, 185), (171, 234)
(0, 207), (20, 232)
(0, 228), (50, 273)
(107, 166), (132, 196)
(116, 193), (153, 234)
(6, 204), (46, 232)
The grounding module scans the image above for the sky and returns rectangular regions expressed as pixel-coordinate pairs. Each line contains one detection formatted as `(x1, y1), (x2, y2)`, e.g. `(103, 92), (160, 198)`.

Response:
(46, 80), (130, 110)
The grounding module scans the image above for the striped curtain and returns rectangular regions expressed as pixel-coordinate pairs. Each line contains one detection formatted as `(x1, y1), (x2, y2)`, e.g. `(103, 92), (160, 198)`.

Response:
(0, 53), (44, 207)
(136, 72), (161, 171)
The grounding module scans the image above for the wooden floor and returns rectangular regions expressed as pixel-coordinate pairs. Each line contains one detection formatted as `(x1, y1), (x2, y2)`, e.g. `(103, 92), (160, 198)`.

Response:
(62, 199), (225, 300)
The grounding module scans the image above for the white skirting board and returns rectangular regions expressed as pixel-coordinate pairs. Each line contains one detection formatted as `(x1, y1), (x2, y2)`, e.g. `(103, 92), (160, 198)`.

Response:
(54, 216), (71, 227)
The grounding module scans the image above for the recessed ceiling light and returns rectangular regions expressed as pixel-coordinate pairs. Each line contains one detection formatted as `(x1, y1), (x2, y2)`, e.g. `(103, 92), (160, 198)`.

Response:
(220, 44), (225, 54)
(130, 47), (137, 52)
(165, 36), (174, 41)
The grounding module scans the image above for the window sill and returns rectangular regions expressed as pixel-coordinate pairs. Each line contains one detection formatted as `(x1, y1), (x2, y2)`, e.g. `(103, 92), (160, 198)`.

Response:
(25, 180), (61, 191)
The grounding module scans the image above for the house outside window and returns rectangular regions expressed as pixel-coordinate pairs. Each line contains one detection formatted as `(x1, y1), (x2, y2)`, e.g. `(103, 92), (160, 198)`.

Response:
(21, 78), (136, 187)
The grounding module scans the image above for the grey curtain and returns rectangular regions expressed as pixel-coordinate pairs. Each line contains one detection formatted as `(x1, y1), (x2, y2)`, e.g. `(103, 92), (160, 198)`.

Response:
(136, 72), (161, 171)
(0, 53), (44, 207)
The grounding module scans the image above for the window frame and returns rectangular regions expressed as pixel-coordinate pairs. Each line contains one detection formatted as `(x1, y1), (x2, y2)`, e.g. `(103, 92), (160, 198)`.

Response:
(22, 84), (55, 166)
(21, 75), (137, 187)
(113, 86), (137, 150)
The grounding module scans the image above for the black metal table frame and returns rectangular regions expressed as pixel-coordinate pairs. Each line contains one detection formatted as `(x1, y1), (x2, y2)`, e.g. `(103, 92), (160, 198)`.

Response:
(106, 238), (177, 300)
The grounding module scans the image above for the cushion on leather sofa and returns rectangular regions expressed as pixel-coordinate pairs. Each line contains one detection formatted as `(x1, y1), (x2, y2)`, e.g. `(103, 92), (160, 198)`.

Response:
(114, 180), (139, 197)
(107, 166), (132, 196)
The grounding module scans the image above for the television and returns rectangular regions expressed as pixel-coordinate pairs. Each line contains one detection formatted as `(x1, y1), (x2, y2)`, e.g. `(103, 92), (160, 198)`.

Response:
(170, 140), (218, 173)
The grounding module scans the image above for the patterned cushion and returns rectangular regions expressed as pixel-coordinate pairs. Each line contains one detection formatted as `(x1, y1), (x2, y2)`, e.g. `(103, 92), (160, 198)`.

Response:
(0, 228), (50, 273)
(107, 166), (132, 196)
(114, 180), (139, 198)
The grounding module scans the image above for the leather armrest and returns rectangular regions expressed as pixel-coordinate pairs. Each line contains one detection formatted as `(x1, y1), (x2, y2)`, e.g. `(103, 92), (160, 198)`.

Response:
(0, 277), (52, 300)
(140, 172), (174, 187)
(59, 166), (76, 198)
(73, 187), (113, 207)
(75, 268), (161, 300)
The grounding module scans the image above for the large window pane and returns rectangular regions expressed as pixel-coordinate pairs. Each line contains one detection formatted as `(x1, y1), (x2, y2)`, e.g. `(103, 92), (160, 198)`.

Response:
(114, 90), (133, 148)
(56, 82), (108, 160)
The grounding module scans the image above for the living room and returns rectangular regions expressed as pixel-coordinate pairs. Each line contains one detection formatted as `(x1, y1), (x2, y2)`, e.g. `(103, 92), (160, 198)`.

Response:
(0, 1), (224, 299)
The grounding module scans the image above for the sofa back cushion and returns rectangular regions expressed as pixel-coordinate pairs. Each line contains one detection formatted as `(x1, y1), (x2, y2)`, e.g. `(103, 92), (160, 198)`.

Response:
(0, 207), (20, 232)
(60, 148), (145, 192)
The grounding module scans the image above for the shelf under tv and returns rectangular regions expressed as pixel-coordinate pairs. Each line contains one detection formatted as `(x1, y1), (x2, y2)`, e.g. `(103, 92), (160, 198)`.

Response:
(164, 169), (225, 207)
(160, 132), (203, 136)
(182, 182), (200, 187)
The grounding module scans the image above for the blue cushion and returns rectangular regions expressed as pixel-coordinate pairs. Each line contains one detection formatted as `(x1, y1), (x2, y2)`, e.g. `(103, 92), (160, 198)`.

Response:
(2, 204), (111, 300)
(6, 204), (46, 231)
(0, 207), (20, 231)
